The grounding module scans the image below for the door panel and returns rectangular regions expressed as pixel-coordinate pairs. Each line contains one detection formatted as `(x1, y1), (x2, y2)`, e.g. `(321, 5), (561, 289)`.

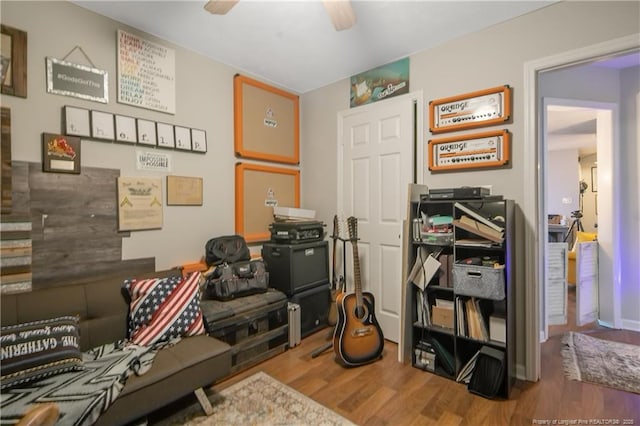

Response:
(339, 95), (414, 343)
(576, 241), (598, 326)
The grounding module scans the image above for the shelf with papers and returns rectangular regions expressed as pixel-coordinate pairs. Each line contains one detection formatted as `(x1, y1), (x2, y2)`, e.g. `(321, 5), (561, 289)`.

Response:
(404, 191), (515, 399)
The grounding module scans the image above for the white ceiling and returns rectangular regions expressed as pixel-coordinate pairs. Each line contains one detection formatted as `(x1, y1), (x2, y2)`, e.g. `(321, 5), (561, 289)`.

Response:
(72, 0), (557, 94)
(73, 0), (638, 154)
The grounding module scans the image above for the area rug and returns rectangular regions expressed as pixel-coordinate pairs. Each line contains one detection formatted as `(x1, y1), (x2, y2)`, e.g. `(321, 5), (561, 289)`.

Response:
(561, 332), (640, 394)
(181, 371), (355, 426)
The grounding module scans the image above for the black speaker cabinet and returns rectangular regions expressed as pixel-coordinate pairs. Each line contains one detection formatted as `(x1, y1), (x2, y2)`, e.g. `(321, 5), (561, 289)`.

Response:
(290, 283), (330, 338)
(262, 241), (329, 296)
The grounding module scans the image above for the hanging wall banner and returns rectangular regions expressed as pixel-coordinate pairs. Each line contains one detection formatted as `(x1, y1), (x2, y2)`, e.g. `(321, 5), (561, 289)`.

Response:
(46, 57), (108, 103)
(117, 30), (175, 114)
(350, 57), (409, 108)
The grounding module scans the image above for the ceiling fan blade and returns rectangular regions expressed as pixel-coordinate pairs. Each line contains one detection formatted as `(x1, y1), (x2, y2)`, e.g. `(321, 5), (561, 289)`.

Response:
(322, 0), (357, 31)
(204, 0), (239, 15)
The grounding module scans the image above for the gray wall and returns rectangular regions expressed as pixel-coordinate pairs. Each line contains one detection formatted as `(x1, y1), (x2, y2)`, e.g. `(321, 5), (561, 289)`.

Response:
(619, 65), (640, 329)
(299, 1), (640, 374)
(1, 1), (252, 269)
(547, 148), (580, 222)
(2, 0), (639, 374)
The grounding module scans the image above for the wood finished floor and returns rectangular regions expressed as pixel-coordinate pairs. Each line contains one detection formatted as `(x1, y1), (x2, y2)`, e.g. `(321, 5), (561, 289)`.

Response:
(151, 288), (640, 425)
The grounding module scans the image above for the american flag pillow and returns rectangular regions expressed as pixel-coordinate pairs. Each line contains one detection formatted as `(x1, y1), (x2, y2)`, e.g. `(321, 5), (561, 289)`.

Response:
(124, 272), (205, 346)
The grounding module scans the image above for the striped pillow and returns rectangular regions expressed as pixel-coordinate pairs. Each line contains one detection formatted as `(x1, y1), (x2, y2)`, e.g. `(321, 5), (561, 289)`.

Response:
(124, 272), (205, 346)
(0, 315), (84, 389)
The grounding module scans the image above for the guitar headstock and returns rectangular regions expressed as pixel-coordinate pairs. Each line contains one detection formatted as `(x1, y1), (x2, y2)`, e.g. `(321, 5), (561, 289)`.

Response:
(332, 214), (340, 240)
(347, 216), (358, 241)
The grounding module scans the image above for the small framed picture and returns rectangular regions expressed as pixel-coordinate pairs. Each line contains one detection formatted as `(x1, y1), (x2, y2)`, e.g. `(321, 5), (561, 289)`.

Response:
(90, 110), (115, 141)
(137, 119), (157, 146)
(42, 133), (81, 174)
(63, 106), (91, 137)
(191, 128), (207, 153)
(115, 115), (137, 144)
(174, 126), (191, 151)
(156, 122), (175, 149)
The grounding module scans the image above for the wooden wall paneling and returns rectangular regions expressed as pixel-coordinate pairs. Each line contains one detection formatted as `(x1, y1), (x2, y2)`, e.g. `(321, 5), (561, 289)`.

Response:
(1, 107), (11, 214)
(27, 164), (123, 288)
(46, 257), (157, 288)
(0, 216), (32, 294)
(5, 161), (158, 290)
(8, 162), (29, 215)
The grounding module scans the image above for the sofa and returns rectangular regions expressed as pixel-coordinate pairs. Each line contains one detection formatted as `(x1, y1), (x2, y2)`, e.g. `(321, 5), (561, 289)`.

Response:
(1, 269), (232, 425)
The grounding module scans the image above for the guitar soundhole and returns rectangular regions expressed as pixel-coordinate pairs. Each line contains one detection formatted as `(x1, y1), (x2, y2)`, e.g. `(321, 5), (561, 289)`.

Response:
(354, 304), (368, 321)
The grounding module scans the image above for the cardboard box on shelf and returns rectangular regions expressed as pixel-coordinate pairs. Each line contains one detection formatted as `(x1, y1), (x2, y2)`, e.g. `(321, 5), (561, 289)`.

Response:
(431, 305), (454, 329)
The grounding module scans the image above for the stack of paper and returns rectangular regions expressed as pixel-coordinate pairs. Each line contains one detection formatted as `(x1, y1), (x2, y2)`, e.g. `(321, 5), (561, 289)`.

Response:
(407, 246), (441, 290)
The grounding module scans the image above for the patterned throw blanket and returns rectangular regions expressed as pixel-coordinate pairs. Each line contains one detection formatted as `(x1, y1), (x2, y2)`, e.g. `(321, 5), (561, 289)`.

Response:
(0, 340), (166, 425)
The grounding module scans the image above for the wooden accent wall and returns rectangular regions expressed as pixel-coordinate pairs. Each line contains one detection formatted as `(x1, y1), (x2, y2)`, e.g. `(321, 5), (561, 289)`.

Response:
(2, 161), (155, 292)
(1, 107), (11, 214)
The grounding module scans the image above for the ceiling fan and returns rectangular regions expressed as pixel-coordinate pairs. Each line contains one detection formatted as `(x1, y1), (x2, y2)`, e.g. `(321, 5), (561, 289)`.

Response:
(204, 0), (357, 31)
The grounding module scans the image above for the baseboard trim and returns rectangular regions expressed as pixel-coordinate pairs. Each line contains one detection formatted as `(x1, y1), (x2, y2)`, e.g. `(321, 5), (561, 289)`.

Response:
(515, 363), (527, 381)
(621, 318), (640, 332)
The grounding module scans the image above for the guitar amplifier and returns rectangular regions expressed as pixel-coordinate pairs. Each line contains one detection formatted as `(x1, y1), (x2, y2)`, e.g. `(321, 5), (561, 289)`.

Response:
(269, 221), (325, 244)
(262, 241), (329, 296)
(289, 284), (330, 338)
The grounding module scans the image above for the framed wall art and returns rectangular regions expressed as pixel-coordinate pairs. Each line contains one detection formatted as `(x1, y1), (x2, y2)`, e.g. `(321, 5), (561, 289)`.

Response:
(166, 175), (203, 206)
(91, 110), (115, 140)
(235, 162), (300, 242)
(42, 133), (81, 174)
(429, 85), (511, 134)
(1, 25), (27, 98)
(156, 122), (175, 149)
(115, 115), (137, 144)
(63, 106), (91, 137)
(117, 176), (163, 231)
(234, 74), (299, 164)
(191, 128), (207, 153)
(174, 126), (191, 151)
(136, 119), (157, 146)
(428, 129), (510, 172)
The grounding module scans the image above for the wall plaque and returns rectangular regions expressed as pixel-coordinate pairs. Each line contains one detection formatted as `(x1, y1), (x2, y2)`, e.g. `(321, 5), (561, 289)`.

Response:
(46, 57), (108, 103)
(117, 30), (175, 114)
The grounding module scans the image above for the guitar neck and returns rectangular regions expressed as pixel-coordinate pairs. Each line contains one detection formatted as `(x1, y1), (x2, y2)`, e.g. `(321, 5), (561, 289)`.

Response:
(351, 241), (364, 309)
(347, 216), (364, 310)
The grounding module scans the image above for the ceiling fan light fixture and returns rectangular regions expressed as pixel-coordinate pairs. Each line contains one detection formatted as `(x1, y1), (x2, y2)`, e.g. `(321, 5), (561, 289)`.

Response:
(204, 0), (239, 15)
(322, 0), (357, 31)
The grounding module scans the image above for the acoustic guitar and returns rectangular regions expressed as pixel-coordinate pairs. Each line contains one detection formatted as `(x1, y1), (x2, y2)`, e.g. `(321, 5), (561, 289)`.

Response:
(327, 215), (344, 327)
(333, 216), (384, 366)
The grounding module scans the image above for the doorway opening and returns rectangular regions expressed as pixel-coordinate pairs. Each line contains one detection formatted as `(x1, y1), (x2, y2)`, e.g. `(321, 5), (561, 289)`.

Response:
(542, 97), (614, 342)
(524, 34), (640, 381)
